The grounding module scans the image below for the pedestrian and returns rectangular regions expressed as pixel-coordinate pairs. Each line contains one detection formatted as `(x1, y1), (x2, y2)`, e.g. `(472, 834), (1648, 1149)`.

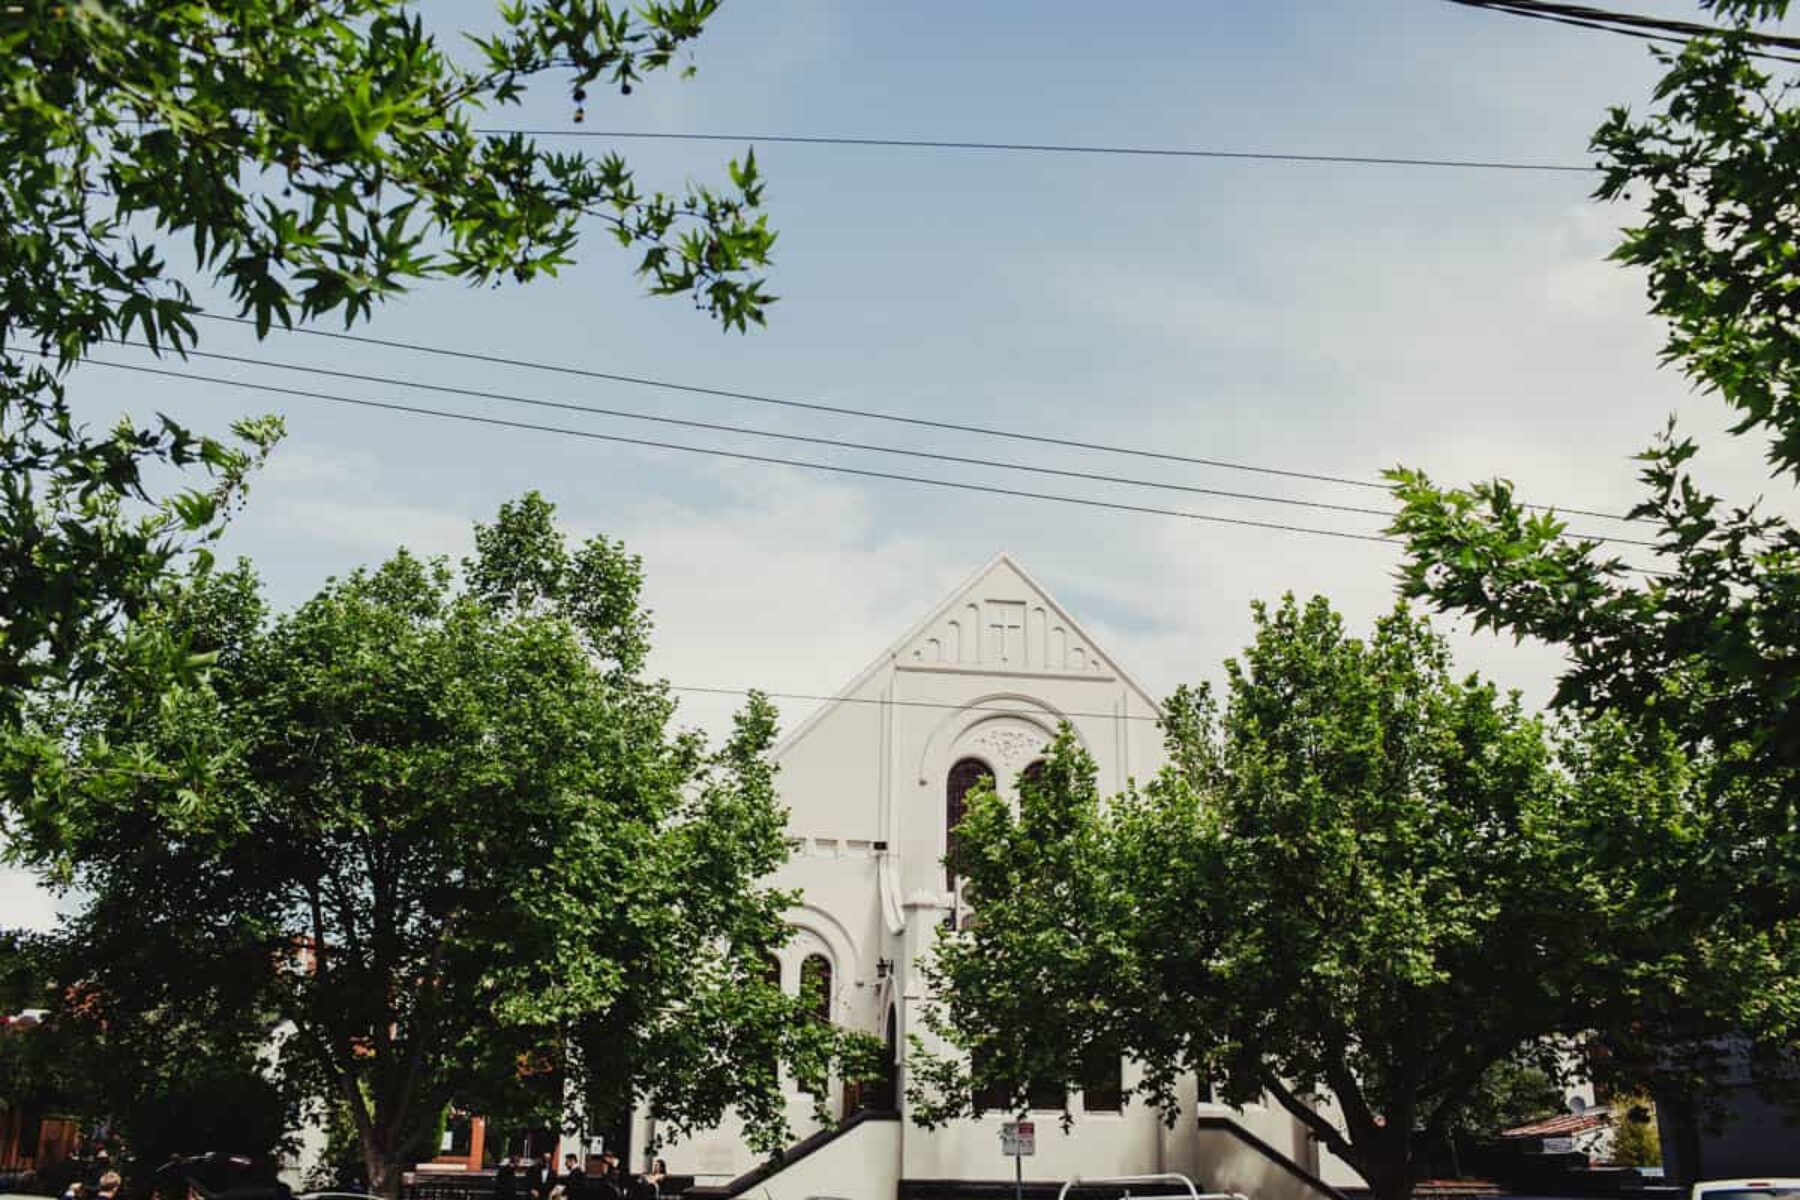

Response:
(588, 1155), (620, 1200)
(494, 1156), (518, 1200)
(559, 1155), (584, 1200)
(630, 1161), (663, 1200)
(95, 1173), (121, 1200)
(529, 1153), (556, 1200)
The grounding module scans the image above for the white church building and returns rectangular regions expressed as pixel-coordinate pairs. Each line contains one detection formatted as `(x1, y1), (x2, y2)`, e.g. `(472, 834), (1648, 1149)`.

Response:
(649, 554), (1363, 1200)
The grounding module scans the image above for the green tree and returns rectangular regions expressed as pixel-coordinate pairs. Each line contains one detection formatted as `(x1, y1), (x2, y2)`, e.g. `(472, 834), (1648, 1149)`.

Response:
(1385, 0), (1800, 1161)
(16, 494), (860, 1196)
(913, 597), (1658, 1200)
(0, 0), (771, 784)
(2, 929), (287, 1180)
(1610, 1092), (1661, 1169)
(1449, 1056), (1564, 1140)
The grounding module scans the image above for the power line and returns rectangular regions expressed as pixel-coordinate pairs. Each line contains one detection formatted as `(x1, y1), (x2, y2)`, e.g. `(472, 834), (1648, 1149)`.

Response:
(467, 127), (1600, 174)
(68, 356), (1672, 575)
(190, 313), (1643, 525)
(124, 341), (1656, 547)
(1443, 0), (1800, 61)
(115, 342), (1394, 522)
(69, 355), (1408, 546)
(670, 685), (1169, 724)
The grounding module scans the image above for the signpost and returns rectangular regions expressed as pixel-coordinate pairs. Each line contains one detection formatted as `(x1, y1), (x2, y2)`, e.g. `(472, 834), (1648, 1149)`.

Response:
(1000, 1121), (1035, 1200)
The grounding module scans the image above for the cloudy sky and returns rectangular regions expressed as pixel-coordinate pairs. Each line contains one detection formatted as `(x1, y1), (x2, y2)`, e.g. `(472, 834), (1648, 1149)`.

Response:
(8, 0), (1797, 929)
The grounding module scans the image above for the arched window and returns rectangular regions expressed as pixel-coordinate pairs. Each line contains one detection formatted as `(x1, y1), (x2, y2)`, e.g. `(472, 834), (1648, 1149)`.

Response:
(862, 1004), (899, 1112)
(799, 954), (833, 1024)
(797, 954), (834, 1097)
(1018, 759), (1046, 793)
(946, 758), (991, 889)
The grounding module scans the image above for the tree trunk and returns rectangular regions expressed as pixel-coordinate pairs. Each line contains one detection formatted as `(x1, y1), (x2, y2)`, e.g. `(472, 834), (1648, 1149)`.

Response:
(1358, 1147), (1418, 1200)
(363, 1132), (404, 1200)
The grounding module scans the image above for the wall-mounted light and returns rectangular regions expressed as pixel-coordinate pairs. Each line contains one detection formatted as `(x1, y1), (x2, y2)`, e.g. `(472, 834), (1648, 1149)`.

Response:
(875, 957), (895, 980)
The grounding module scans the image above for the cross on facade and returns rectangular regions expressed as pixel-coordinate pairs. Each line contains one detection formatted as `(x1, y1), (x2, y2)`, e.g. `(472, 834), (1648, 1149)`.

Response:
(988, 604), (1024, 663)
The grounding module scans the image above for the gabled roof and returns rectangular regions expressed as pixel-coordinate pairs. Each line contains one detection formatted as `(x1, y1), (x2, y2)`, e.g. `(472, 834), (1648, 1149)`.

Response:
(773, 552), (1160, 756)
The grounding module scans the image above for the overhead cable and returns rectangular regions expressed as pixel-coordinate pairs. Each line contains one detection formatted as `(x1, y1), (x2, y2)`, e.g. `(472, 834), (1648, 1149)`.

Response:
(123, 341), (1654, 546)
(189, 313), (1642, 525)
(66, 355), (1404, 546)
(68, 356), (1672, 575)
(1443, 0), (1800, 61)
(669, 685), (1169, 724)
(466, 127), (1599, 173)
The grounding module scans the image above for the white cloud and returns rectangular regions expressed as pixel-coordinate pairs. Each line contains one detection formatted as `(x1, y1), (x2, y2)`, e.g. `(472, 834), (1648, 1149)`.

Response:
(0, 866), (63, 935)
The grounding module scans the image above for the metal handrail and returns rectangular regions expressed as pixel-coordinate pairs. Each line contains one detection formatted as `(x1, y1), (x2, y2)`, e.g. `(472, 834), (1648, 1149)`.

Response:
(1054, 1174), (1246, 1200)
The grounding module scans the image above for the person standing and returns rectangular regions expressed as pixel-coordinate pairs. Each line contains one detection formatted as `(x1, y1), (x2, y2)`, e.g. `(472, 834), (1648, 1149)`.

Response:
(559, 1155), (585, 1200)
(529, 1153), (555, 1200)
(494, 1157), (518, 1200)
(589, 1155), (620, 1200)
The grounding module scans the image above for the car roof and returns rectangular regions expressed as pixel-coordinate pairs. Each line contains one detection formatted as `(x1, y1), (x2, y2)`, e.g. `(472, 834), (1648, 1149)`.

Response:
(1695, 1183), (1800, 1191)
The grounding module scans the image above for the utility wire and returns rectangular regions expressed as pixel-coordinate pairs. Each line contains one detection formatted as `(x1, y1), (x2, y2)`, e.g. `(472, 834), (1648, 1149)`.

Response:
(1443, 0), (1800, 61)
(190, 313), (1643, 525)
(69, 355), (1671, 574)
(468, 127), (1600, 174)
(123, 341), (1655, 546)
(127, 344), (1392, 521)
(669, 685), (1169, 724)
(69, 355), (1403, 546)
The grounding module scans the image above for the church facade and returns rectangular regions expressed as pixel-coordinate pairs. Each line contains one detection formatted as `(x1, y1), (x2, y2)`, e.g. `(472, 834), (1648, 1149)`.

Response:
(650, 554), (1363, 1200)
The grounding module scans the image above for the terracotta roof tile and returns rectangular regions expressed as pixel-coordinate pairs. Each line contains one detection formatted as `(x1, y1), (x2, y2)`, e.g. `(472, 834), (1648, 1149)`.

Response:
(1501, 1111), (1608, 1138)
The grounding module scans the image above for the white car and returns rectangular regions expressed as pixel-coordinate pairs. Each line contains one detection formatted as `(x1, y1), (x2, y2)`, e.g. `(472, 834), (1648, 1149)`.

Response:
(1693, 1181), (1800, 1200)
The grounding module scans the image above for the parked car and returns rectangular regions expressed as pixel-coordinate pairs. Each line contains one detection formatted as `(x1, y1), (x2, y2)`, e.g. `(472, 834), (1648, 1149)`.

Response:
(1693, 1181), (1800, 1200)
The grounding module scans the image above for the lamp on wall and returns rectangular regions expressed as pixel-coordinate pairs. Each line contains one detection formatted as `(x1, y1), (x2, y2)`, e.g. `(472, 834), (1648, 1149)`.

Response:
(875, 957), (894, 980)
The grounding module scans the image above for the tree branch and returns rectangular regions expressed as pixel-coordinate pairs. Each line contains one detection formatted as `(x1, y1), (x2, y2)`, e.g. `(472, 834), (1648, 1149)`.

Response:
(1258, 1068), (1361, 1167)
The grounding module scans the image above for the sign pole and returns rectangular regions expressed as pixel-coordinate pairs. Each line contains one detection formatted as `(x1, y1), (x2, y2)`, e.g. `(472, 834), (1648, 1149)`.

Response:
(1000, 1118), (1033, 1200)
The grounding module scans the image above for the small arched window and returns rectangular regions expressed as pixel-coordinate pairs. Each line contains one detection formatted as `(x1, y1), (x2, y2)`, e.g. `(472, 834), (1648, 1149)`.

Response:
(1018, 759), (1046, 793)
(946, 758), (992, 889)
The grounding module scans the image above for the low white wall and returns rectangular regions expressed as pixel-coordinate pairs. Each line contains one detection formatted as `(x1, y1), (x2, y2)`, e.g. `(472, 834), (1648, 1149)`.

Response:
(1189, 1124), (1335, 1200)
(745, 1116), (902, 1200)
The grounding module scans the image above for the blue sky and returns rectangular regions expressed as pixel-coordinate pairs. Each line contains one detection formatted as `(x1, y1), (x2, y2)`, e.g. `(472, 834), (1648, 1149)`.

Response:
(8, 0), (1796, 926)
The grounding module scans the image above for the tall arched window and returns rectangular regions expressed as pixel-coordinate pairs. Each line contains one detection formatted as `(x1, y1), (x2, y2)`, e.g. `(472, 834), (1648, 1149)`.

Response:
(1018, 759), (1046, 793)
(798, 954), (834, 1097)
(759, 954), (782, 1087)
(946, 758), (991, 889)
(799, 954), (833, 1024)
(862, 1004), (899, 1112)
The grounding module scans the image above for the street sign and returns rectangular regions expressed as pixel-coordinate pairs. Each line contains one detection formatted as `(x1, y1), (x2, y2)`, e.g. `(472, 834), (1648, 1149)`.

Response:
(1000, 1120), (1036, 1157)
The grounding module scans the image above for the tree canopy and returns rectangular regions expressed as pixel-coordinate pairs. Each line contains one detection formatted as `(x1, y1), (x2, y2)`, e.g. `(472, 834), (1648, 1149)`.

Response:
(0, 0), (771, 788)
(1386, 2), (1800, 1159)
(15, 494), (861, 1194)
(913, 597), (1674, 1200)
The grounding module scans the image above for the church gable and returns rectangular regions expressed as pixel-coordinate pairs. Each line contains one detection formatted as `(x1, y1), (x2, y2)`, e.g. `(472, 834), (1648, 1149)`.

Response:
(899, 554), (1114, 679)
